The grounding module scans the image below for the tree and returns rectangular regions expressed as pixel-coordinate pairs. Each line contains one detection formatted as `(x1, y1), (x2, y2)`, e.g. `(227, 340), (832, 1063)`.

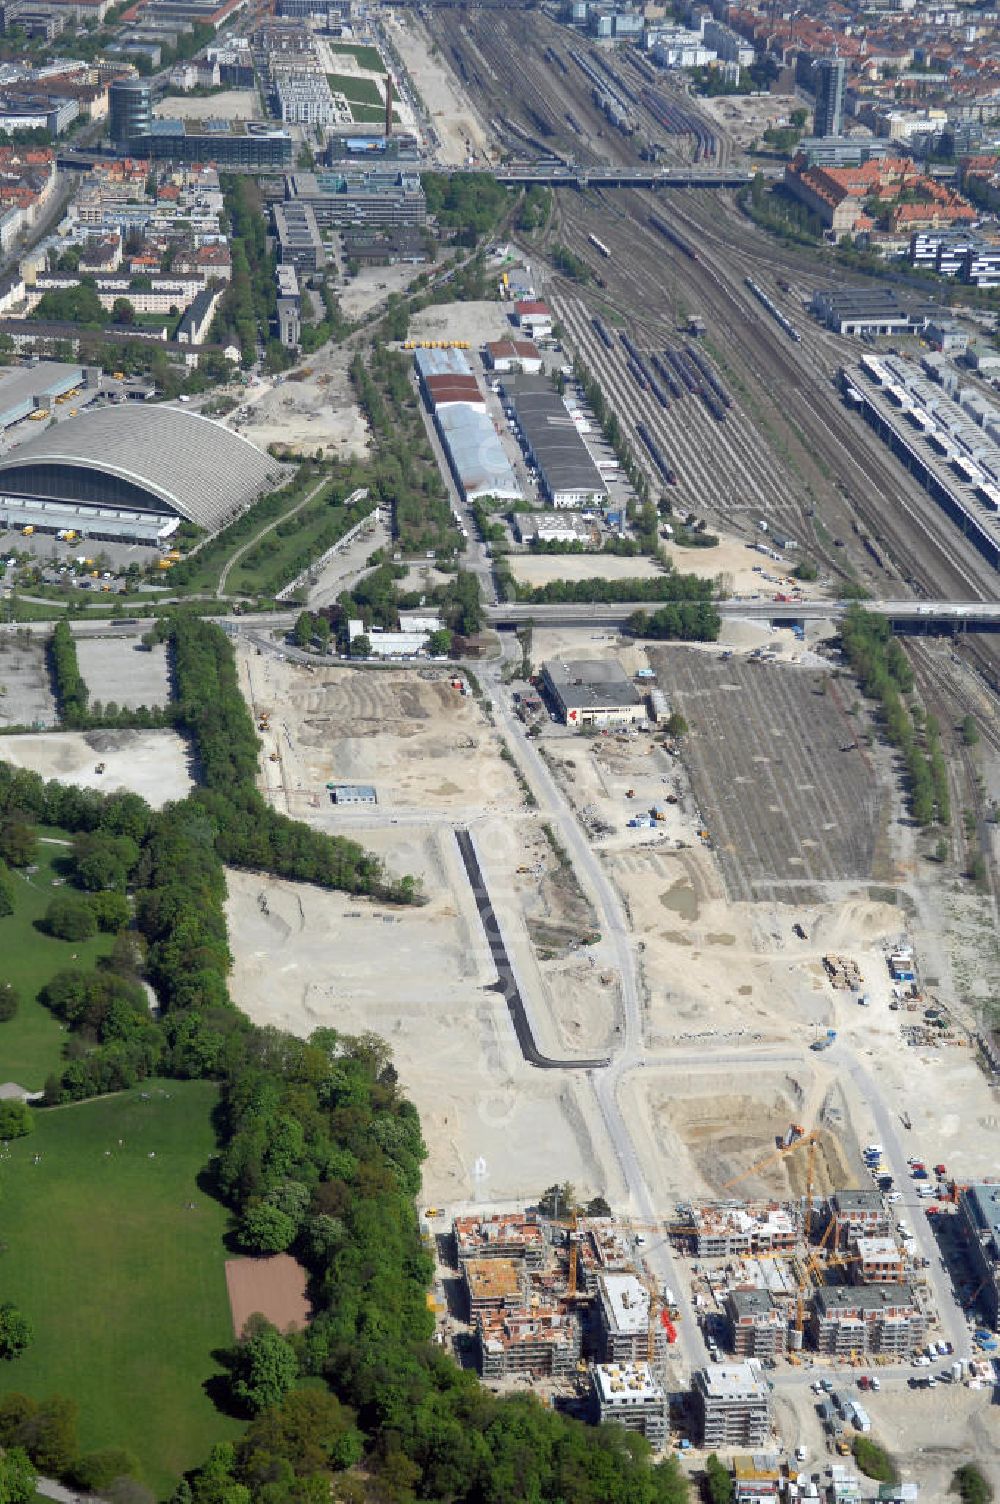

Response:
(350, 634), (370, 658)
(853, 1437), (898, 1485)
(425, 628), (452, 657)
(0, 1101), (33, 1139)
(72, 830), (140, 891)
(0, 982), (19, 1021)
(227, 1319), (299, 1415)
(704, 1453), (733, 1504)
(962, 714), (980, 747)
(293, 612), (314, 650)
(0, 858), (15, 916)
(0, 1447), (35, 1504)
(70, 1448), (140, 1492)
(0, 818), (36, 868)
(112, 298), (135, 326)
(665, 712), (689, 738)
(237, 1202), (296, 1254)
(952, 1463), (993, 1504)
(0, 1304), (32, 1360)
(45, 891), (97, 941)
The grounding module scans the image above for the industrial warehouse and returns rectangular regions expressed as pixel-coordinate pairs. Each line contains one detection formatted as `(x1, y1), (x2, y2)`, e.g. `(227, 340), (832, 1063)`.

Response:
(0, 404), (284, 542)
(414, 347), (522, 502)
(503, 376), (609, 507)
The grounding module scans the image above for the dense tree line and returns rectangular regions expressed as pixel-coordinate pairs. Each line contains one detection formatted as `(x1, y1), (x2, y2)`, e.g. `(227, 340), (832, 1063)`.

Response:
(626, 602), (721, 642)
(349, 345), (461, 558)
(514, 570), (715, 606)
(421, 172), (511, 245)
(840, 606), (947, 827)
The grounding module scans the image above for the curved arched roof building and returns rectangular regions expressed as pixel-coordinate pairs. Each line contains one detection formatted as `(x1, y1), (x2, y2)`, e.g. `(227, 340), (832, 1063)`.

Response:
(0, 405), (284, 541)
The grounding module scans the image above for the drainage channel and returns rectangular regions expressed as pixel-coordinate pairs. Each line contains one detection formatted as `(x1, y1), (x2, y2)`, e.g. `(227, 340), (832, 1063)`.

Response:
(455, 827), (611, 1071)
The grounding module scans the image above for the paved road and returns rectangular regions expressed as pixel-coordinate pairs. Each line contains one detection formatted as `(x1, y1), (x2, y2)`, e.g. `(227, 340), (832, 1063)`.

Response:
(482, 651), (709, 1374)
(456, 826), (610, 1069)
(841, 1048), (971, 1362)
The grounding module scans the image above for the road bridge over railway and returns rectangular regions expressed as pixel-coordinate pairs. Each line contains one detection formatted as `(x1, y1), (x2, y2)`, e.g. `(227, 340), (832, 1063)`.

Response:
(488, 599), (1000, 630)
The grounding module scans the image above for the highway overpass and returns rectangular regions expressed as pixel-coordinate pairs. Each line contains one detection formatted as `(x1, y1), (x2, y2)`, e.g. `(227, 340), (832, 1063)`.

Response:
(487, 599), (1000, 630)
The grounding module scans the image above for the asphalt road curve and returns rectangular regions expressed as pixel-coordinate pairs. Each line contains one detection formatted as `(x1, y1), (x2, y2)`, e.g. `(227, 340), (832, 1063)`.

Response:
(455, 828), (611, 1071)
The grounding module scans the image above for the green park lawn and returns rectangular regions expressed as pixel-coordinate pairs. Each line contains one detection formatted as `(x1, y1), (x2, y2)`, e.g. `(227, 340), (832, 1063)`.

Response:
(0, 834), (112, 1092)
(327, 41), (383, 72)
(0, 1081), (240, 1493)
(326, 70), (384, 106)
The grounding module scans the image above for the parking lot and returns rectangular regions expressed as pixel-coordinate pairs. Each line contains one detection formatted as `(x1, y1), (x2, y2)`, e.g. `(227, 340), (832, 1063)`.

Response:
(651, 649), (884, 902)
(0, 633), (57, 729)
(76, 636), (172, 711)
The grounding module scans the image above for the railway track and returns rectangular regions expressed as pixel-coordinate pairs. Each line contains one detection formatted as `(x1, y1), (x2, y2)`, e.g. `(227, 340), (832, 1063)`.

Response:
(906, 639), (998, 903)
(564, 190), (999, 604)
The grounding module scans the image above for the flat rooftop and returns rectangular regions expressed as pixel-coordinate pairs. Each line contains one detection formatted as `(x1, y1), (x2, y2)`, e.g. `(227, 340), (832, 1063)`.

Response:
(592, 1361), (665, 1404)
(598, 1271), (649, 1335)
(464, 1257), (523, 1301)
(696, 1361), (768, 1400)
(814, 1282), (917, 1314)
(543, 658), (643, 711)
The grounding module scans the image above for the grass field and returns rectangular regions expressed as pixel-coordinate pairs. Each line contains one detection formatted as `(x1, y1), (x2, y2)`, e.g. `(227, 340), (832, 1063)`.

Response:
(0, 833), (112, 1092)
(326, 70), (384, 105)
(349, 102), (400, 124)
(0, 1082), (240, 1492)
(327, 40), (383, 71)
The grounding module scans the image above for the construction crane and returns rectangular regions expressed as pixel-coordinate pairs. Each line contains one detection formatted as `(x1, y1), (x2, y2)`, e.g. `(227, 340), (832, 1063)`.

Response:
(721, 1126), (821, 1243)
(639, 1270), (677, 1362)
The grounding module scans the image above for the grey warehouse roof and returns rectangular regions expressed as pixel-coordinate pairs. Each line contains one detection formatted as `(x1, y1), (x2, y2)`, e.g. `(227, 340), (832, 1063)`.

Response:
(0, 405), (284, 530)
(0, 361), (83, 429)
(505, 378), (606, 497)
(435, 403), (522, 501)
(543, 658), (642, 710)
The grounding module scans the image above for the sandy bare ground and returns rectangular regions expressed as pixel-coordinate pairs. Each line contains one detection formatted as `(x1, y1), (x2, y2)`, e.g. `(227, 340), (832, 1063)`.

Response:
(155, 91), (259, 122)
(225, 853), (626, 1208)
(225, 1254), (310, 1337)
(385, 11), (492, 164)
(0, 729), (191, 806)
(509, 554), (666, 588)
(338, 262), (427, 323)
(230, 346), (369, 460)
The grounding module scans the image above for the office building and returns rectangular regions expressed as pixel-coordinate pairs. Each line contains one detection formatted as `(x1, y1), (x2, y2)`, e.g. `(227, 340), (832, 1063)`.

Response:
(542, 660), (645, 731)
(694, 1362), (771, 1448)
(108, 76), (151, 144)
(463, 1258), (526, 1320)
(284, 168), (425, 227)
(850, 1236), (907, 1285)
(825, 1191), (891, 1250)
(813, 58), (846, 139)
(591, 1363), (669, 1448)
(273, 199), (325, 271)
(452, 1213), (545, 1269)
